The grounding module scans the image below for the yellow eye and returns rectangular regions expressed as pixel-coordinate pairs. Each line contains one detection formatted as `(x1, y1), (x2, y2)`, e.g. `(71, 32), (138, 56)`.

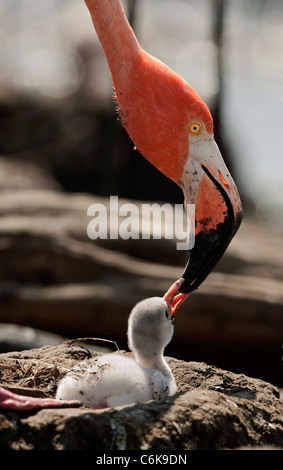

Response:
(188, 121), (202, 135)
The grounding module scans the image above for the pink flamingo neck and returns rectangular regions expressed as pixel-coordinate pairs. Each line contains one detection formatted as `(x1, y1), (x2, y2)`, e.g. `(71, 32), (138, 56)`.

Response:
(84, 0), (140, 84)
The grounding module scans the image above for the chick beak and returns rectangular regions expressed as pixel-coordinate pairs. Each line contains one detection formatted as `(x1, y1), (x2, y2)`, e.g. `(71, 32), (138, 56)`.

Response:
(163, 278), (190, 319)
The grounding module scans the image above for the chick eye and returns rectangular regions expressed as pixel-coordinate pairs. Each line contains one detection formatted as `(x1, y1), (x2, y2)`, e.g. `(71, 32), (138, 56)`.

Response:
(188, 121), (202, 135)
(164, 310), (169, 319)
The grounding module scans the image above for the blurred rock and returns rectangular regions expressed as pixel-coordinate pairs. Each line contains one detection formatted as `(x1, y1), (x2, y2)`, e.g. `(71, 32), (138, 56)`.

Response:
(0, 158), (61, 192)
(0, 323), (65, 353)
(0, 342), (282, 450)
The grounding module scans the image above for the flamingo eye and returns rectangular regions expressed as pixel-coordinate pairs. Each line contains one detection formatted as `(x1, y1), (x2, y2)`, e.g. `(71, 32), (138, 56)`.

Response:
(188, 121), (202, 135)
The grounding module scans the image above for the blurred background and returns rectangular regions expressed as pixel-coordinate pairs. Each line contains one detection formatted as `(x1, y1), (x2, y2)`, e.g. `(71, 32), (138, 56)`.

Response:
(0, 0), (282, 388)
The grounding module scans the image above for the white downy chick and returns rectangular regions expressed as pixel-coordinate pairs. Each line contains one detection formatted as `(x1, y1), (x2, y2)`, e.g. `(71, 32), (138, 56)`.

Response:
(56, 279), (189, 408)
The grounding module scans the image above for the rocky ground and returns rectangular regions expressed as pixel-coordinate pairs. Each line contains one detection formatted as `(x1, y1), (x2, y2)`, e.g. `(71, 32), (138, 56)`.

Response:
(0, 341), (282, 450)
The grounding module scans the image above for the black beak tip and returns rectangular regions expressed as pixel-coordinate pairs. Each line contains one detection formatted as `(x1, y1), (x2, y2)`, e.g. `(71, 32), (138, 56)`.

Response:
(179, 209), (242, 294)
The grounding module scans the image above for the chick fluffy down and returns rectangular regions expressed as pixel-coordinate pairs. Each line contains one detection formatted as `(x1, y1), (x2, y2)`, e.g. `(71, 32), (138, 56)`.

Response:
(56, 353), (174, 408)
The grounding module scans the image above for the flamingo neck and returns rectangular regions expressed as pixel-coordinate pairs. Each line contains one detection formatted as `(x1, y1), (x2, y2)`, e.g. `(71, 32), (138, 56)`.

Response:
(84, 0), (140, 84)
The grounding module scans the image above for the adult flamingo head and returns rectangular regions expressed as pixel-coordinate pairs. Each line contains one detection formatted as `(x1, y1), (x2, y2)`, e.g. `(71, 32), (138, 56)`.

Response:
(84, 0), (242, 293)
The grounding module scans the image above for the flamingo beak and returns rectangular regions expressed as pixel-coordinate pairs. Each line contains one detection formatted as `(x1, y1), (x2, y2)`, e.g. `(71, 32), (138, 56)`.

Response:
(163, 278), (190, 318)
(179, 135), (243, 294)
